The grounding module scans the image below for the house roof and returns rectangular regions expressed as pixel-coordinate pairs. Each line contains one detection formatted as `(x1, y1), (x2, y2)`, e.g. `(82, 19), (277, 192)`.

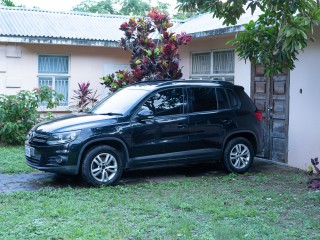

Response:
(0, 6), (259, 46)
(0, 6), (130, 47)
(172, 11), (260, 38)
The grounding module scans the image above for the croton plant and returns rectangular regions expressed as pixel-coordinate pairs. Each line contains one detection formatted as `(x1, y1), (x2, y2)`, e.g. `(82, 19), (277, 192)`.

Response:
(101, 8), (192, 92)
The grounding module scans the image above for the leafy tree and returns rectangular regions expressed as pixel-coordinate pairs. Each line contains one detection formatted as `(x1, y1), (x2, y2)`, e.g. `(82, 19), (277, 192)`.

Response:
(155, 0), (170, 14)
(177, 0), (320, 76)
(1, 0), (15, 6)
(72, 0), (117, 14)
(101, 8), (192, 92)
(119, 0), (151, 16)
(173, 10), (201, 20)
(0, 0), (24, 7)
(73, 0), (176, 17)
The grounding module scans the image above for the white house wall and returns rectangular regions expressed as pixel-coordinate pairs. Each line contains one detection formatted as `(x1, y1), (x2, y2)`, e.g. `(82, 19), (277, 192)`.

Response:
(289, 28), (320, 170)
(179, 35), (252, 95)
(0, 43), (130, 108)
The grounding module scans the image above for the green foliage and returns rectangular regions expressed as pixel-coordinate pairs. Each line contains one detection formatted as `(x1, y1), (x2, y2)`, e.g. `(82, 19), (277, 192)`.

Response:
(0, 86), (63, 145)
(101, 8), (192, 92)
(120, 0), (151, 16)
(177, 0), (320, 76)
(72, 0), (174, 16)
(1, 0), (15, 6)
(1, 0), (24, 7)
(72, 0), (117, 14)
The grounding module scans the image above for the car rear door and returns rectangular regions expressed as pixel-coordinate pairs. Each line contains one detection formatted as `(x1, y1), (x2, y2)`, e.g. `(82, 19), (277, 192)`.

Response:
(186, 87), (237, 159)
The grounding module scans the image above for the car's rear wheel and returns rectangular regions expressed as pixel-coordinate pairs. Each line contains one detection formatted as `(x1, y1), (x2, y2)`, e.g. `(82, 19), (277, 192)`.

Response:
(82, 145), (123, 187)
(223, 137), (254, 173)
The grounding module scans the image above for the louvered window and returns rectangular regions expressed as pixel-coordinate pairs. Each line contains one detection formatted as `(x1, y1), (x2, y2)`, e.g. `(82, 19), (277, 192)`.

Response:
(191, 52), (211, 75)
(190, 50), (235, 83)
(38, 55), (69, 106)
(212, 51), (234, 74)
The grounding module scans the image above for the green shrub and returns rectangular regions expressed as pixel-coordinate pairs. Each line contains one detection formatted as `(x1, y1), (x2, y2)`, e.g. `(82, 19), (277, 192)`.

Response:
(0, 86), (63, 145)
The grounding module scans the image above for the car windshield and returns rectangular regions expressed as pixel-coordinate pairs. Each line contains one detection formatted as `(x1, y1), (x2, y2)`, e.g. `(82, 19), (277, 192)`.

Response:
(90, 87), (150, 115)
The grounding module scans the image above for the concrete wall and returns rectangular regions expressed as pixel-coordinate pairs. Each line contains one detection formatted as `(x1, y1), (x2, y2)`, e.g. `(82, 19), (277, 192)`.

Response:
(288, 28), (320, 169)
(0, 43), (130, 110)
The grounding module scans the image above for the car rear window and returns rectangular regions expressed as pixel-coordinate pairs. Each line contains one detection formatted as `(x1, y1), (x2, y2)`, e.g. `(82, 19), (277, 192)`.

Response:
(234, 87), (256, 112)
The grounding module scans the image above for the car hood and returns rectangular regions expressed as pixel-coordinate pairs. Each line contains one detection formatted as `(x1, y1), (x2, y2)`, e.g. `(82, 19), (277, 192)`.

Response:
(33, 113), (119, 134)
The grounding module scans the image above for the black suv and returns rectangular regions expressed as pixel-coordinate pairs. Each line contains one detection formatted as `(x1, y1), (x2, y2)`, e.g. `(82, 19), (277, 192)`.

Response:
(25, 80), (263, 186)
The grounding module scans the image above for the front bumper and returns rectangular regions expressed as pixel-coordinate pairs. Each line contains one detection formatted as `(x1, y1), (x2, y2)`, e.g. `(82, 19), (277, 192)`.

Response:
(25, 159), (78, 174)
(25, 141), (80, 175)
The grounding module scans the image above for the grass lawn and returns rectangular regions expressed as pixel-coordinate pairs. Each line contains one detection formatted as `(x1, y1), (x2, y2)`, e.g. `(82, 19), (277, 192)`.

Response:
(0, 146), (319, 239)
(0, 145), (35, 174)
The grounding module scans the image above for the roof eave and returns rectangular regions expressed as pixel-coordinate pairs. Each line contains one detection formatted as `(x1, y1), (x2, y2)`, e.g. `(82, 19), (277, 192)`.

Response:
(189, 25), (245, 38)
(0, 36), (120, 47)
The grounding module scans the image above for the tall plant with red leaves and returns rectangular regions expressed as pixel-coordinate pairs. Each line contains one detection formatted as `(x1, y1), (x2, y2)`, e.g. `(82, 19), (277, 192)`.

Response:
(101, 8), (192, 92)
(72, 82), (99, 112)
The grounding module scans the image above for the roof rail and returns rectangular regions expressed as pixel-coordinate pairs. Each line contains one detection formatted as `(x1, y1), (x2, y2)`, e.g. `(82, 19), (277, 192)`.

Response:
(129, 79), (234, 86)
(179, 79), (234, 85)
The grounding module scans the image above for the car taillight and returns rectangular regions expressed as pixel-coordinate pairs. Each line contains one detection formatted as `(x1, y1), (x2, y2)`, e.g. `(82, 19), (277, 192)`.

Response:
(255, 111), (263, 122)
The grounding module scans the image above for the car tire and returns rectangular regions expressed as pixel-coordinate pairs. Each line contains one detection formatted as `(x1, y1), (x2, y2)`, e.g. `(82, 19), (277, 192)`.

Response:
(81, 145), (123, 187)
(223, 137), (254, 173)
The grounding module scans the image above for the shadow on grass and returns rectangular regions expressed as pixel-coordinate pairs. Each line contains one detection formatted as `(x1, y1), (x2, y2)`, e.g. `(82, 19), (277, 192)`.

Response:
(0, 158), (291, 193)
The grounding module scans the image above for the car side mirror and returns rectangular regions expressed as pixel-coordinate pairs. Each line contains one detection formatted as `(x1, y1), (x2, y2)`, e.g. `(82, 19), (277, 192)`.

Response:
(136, 109), (154, 121)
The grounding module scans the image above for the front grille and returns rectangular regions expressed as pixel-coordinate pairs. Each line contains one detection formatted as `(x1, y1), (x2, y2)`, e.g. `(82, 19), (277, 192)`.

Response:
(26, 156), (40, 165)
(32, 134), (49, 143)
(28, 131), (49, 144)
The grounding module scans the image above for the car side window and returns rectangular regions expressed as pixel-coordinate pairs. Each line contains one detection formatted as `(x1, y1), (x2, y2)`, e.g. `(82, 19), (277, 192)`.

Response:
(190, 87), (217, 113)
(142, 88), (184, 116)
(216, 88), (230, 110)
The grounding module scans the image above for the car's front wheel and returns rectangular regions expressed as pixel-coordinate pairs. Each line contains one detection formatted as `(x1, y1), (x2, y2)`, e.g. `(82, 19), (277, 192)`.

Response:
(81, 145), (123, 187)
(223, 137), (254, 173)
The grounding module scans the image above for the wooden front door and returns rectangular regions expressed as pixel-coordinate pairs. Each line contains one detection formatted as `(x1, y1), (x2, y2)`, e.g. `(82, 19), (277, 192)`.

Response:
(251, 65), (290, 163)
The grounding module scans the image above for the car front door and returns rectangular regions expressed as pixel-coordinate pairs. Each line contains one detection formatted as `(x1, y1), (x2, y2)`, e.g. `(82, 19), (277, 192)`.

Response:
(130, 87), (189, 164)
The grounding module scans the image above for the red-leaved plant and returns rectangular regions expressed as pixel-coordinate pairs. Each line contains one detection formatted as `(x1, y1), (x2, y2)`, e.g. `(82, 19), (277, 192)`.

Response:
(308, 157), (320, 190)
(71, 82), (99, 112)
(101, 8), (192, 92)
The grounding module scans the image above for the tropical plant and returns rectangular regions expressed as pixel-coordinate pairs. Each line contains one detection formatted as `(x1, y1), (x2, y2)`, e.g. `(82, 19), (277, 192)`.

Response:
(101, 8), (192, 92)
(177, 0), (320, 76)
(0, 86), (63, 144)
(71, 82), (99, 112)
(308, 157), (320, 190)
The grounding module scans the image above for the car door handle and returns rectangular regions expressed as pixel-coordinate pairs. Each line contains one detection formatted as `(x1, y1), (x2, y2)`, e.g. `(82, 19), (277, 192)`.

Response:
(177, 123), (187, 129)
(222, 120), (233, 125)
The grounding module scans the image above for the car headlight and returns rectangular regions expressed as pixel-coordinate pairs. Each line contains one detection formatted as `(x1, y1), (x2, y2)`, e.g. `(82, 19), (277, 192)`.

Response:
(47, 130), (81, 145)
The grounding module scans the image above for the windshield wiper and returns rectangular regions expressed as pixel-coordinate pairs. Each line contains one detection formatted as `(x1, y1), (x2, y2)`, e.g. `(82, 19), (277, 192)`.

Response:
(99, 112), (123, 116)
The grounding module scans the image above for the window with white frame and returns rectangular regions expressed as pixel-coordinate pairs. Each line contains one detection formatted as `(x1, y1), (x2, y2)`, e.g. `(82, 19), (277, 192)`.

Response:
(38, 55), (69, 106)
(191, 50), (235, 83)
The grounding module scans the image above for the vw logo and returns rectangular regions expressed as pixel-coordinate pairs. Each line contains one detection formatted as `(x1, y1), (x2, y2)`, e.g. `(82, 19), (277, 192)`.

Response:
(27, 131), (35, 141)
